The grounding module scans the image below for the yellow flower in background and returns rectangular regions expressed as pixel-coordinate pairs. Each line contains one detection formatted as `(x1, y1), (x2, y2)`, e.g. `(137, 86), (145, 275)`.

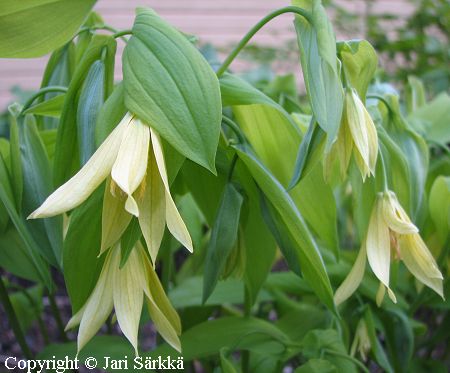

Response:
(29, 113), (192, 262)
(65, 243), (181, 355)
(335, 190), (444, 306)
(326, 88), (378, 181)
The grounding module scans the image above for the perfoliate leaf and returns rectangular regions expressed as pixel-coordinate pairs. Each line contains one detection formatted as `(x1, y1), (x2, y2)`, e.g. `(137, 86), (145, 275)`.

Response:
(0, 0), (96, 58)
(123, 8), (222, 173)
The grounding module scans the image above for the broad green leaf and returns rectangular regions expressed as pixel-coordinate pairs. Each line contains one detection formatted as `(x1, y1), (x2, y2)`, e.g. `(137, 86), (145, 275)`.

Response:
(77, 60), (105, 165)
(23, 94), (65, 118)
(234, 144), (336, 313)
(0, 0), (96, 58)
(292, 0), (344, 148)
(301, 329), (358, 373)
(54, 35), (116, 186)
(0, 228), (41, 282)
(0, 153), (52, 289)
(9, 285), (44, 333)
(63, 188), (105, 313)
(429, 176), (450, 246)
(338, 40), (378, 100)
(123, 8), (221, 173)
(408, 92), (450, 146)
(203, 183), (244, 302)
(119, 218), (141, 268)
(20, 115), (63, 267)
(8, 108), (23, 211)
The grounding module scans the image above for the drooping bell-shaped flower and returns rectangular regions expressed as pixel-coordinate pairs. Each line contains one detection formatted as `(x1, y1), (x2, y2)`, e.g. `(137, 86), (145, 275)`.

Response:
(65, 243), (181, 354)
(29, 113), (192, 261)
(326, 88), (378, 181)
(335, 190), (444, 306)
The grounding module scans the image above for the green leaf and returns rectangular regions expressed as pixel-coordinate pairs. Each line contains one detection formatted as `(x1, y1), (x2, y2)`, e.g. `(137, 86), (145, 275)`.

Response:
(292, 0), (344, 148)
(234, 144), (336, 313)
(295, 359), (337, 373)
(0, 0), (96, 58)
(0, 153), (52, 289)
(23, 94), (66, 118)
(54, 35), (116, 186)
(0, 228), (41, 282)
(220, 348), (238, 373)
(95, 83), (127, 146)
(203, 183), (244, 303)
(20, 115), (63, 267)
(9, 285), (44, 333)
(301, 329), (358, 373)
(123, 8), (222, 173)
(77, 60), (105, 165)
(405, 76), (426, 114)
(338, 40), (378, 100)
(8, 108), (23, 211)
(119, 218), (141, 268)
(63, 187), (105, 313)
(288, 120), (326, 188)
(429, 176), (450, 247)
(408, 92), (450, 146)
(260, 193), (302, 276)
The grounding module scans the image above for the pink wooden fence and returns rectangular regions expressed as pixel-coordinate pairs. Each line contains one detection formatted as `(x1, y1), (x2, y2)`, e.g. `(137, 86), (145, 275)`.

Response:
(0, 0), (414, 109)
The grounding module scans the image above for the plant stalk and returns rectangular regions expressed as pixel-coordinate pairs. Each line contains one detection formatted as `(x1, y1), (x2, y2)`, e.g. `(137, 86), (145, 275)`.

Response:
(48, 292), (68, 342)
(216, 6), (311, 77)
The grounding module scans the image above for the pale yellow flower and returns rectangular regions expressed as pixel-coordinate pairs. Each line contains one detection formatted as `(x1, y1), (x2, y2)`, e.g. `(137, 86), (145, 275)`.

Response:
(65, 243), (181, 355)
(29, 113), (192, 262)
(335, 190), (444, 305)
(326, 88), (378, 181)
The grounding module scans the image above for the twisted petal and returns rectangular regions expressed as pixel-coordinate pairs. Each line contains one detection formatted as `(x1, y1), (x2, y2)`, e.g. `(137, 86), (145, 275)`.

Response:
(139, 244), (181, 352)
(29, 114), (132, 219)
(334, 245), (367, 306)
(111, 117), (150, 217)
(76, 248), (115, 353)
(136, 150), (166, 264)
(382, 192), (418, 234)
(100, 179), (132, 255)
(366, 196), (392, 291)
(150, 129), (193, 252)
(399, 234), (444, 298)
(113, 246), (145, 356)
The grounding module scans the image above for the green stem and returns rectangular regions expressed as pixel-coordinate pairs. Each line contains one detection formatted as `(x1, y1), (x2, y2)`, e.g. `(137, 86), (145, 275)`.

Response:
(48, 292), (68, 342)
(227, 154), (239, 182)
(378, 147), (390, 192)
(21, 86), (68, 114)
(0, 277), (34, 360)
(216, 6), (311, 77)
(222, 116), (245, 144)
(367, 94), (393, 116)
(113, 29), (133, 39)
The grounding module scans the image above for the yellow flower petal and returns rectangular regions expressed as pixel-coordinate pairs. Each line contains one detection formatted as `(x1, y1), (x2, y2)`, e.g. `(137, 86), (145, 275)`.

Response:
(150, 129), (193, 252)
(364, 108), (378, 174)
(65, 303), (86, 331)
(100, 179), (132, 255)
(399, 234), (444, 298)
(334, 245), (367, 306)
(112, 246), (144, 356)
(337, 115), (353, 179)
(77, 248), (115, 353)
(382, 192), (418, 234)
(28, 114), (132, 219)
(136, 150), (166, 264)
(111, 117), (150, 217)
(366, 196), (392, 290)
(346, 89), (370, 169)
